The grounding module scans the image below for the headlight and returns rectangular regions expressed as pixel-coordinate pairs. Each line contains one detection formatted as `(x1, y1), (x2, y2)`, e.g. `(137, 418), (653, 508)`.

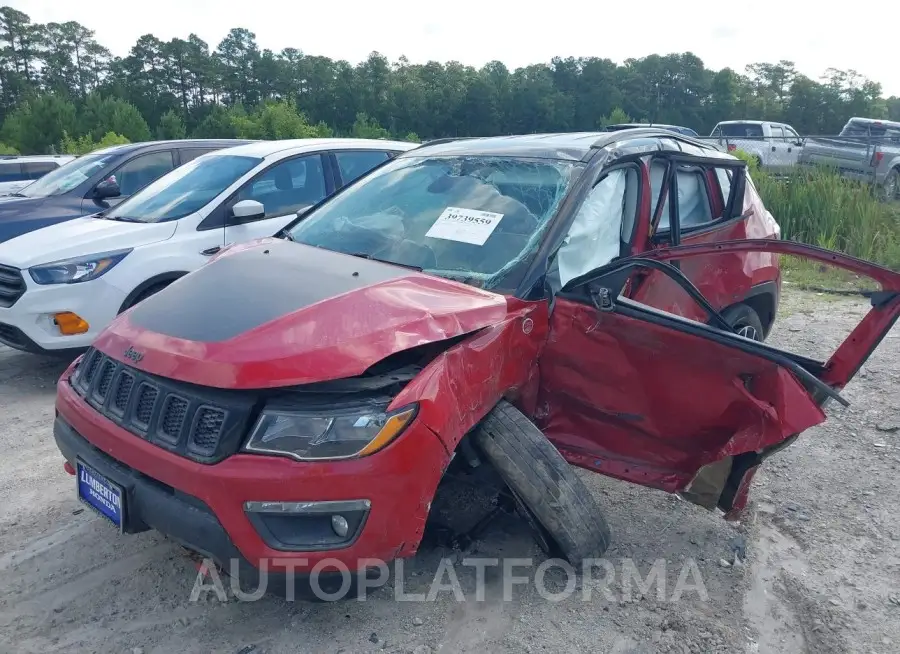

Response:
(29, 249), (132, 285)
(243, 404), (417, 461)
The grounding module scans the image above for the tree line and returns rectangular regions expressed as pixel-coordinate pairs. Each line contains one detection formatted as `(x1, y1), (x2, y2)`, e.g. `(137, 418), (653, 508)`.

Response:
(1, 5), (898, 154)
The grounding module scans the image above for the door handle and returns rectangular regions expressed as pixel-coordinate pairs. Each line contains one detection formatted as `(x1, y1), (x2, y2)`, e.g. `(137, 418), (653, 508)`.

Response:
(771, 145), (776, 152)
(787, 147), (792, 153)
(200, 246), (221, 256)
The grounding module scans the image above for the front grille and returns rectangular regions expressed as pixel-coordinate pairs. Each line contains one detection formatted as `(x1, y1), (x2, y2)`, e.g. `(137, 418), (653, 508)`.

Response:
(0, 264), (26, 308)
(71, 348), (256, 464)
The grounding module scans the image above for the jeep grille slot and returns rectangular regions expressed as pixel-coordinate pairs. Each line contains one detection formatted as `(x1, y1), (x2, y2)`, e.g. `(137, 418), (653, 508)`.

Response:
(69, 348), (255, 464)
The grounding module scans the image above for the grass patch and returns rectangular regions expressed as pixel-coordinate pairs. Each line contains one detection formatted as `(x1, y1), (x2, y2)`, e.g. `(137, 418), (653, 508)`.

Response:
(749, 165), (900, 270)
(781, 256), (878, 294)
(731, 149), (900, 270)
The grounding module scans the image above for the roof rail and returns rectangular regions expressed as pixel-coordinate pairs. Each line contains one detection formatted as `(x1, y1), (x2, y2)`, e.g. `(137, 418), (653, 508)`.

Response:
(415, 136), (480, 148)
(590, 127), (714, 150)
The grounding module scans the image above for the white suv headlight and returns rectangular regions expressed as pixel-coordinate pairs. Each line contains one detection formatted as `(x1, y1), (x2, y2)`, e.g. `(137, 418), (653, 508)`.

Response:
(29, 249), (132, 285)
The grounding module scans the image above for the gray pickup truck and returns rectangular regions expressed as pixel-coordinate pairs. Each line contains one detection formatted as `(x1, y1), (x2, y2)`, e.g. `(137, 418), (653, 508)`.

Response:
(798, 117), (900, 200)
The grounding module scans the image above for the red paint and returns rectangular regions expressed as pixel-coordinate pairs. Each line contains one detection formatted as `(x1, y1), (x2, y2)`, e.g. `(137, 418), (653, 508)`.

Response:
(536, 298), (826, 492)
(94, 273), (509, 389)
(633, 175), (780, 323)
(53, 161), (900, 572)
(63, 461), (75, 476)
(57, 379), (450, 572)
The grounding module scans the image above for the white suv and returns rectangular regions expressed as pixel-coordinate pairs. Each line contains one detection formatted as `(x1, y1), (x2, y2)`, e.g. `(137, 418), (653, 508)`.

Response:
(0, 155), (77, 196)
(0, 138), (417, 353)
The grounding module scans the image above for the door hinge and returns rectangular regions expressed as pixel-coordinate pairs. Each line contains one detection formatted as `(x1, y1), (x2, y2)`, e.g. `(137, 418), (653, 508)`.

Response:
(590, 287), (615, 312)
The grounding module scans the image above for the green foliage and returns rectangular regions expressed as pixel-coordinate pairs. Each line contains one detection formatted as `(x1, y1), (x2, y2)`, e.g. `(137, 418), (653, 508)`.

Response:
(255, 101), (330, 139)
(601, 107), (632, 126)
(77, 94), (151, 143)
(189, 101), (330, 140)
(403, 132), (421, 143)
(752, 167), (900, 269)
(156, 110), (187, 140)
(0, 142), (19, 154)
(351, 112), (391, 139)
(0, 7), (896, 148)
(1, 94), (77, 153)
(60, 130), (130, 155)
(731, 148), (760, 173)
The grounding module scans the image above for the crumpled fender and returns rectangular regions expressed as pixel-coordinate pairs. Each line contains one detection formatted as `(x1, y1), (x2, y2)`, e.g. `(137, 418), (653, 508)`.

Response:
(389, 298), (549, 453)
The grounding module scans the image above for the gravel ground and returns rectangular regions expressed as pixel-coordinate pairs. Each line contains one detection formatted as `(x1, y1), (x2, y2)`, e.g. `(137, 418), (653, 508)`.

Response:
(0, 286), (896, 654)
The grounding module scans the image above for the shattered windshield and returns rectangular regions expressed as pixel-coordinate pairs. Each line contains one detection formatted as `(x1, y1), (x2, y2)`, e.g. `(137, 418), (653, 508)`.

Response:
(287, 155), (582, 289)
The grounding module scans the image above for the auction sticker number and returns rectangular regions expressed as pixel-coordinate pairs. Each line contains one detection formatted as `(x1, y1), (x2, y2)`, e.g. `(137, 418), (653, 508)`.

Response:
(425, 207), (504, 246)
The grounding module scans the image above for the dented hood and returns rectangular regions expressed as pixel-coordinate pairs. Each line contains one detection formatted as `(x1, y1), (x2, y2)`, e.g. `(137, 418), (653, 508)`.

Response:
(93, 239), (510, 389)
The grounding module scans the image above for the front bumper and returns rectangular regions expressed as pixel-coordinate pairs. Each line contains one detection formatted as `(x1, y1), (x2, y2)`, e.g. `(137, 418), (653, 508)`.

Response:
(55, 374), (450, 577)
(0, 275), (125, 352)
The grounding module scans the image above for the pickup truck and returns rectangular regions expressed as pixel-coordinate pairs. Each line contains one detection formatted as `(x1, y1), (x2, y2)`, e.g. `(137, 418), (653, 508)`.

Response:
(798, 117), (900, 201)
(708, 120), (803, 173)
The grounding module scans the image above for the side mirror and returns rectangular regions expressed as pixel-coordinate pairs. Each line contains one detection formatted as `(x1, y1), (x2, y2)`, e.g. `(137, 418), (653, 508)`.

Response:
(94, 177), (121, 200)
(230, 199), (265, 224)
(794, 140), (804, 147)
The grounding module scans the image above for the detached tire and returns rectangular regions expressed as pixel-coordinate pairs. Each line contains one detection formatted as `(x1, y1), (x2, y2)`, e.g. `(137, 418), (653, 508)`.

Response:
(472, 401), (611, 565)
(721, 303), (765, 342)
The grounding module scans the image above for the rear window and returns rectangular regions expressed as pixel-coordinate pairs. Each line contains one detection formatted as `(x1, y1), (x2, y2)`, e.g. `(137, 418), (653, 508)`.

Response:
(715, 123), (764, 138)
(0, 162), (24, 183)
(840, 120), (900, 143)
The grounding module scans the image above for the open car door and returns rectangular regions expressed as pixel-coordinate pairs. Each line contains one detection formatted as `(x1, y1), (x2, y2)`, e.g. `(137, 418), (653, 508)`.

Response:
(535, 239), (900, 517)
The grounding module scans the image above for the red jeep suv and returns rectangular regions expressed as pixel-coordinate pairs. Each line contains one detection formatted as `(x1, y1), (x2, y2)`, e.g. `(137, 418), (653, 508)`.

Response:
(53, 130), (900, 596)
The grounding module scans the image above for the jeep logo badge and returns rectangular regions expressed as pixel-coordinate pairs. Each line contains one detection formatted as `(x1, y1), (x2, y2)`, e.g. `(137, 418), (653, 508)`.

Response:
(123, 346), (144, 363)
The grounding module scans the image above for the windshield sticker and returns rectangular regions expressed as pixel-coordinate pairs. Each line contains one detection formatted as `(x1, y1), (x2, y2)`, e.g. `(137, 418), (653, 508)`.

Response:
(425, 207), (504, 246)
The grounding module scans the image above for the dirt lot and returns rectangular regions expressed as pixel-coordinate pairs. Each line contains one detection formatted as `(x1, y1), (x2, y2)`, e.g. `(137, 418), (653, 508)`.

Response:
(0, 286), (897, 654)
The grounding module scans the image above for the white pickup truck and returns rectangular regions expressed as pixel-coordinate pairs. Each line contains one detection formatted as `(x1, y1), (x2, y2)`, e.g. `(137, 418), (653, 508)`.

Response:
(709, 121), (803, 173)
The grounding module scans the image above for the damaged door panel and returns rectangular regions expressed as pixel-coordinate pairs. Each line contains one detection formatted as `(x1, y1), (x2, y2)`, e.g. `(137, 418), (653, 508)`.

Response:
(536, 238), (900, 516)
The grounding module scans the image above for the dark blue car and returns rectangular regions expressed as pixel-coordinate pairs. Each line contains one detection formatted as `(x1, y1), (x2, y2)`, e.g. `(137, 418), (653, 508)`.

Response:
(0, 139), (251, 243)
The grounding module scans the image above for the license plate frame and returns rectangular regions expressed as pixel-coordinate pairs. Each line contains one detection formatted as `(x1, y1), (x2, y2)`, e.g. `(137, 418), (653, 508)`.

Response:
(76, 458), (125, 533)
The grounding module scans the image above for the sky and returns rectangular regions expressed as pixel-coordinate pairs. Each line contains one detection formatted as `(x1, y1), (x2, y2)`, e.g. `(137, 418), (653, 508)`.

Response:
(9, 0), (900, 96)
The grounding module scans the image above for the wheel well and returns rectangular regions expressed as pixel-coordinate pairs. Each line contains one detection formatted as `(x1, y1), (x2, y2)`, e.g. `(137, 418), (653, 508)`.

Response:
(118, 272), (187, 314)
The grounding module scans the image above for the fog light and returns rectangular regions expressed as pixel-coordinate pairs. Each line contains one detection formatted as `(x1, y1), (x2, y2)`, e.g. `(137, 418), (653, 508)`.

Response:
(331, 514), (349, 538)
(54, 312), (89, 335)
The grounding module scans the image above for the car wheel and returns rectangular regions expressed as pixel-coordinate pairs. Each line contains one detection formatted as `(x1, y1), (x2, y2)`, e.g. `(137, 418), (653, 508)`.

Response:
(881, 168), (900, 202)
(721, 303), (765, 342)
(471, 400), (611, 565)
(120, 283), (169, 314)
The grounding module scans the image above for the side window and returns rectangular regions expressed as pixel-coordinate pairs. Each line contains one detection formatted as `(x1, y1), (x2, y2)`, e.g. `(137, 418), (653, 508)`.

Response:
(179, 148), (218, 164)
(784, 126), (800, 142)
(553, 167), (638, 289)
(651, 161), (713, 232)
(335, 150), (390, 185)
(0, 162), (23, 182)
(113, 151), (175, 196)
(23, 162), (58, 180)
(770, 126), (786, 141)
(235, 154), (326, 220)
(714, 168), (733, 210)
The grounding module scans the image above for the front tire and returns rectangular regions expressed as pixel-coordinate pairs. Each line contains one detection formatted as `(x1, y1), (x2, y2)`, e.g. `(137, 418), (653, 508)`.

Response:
(471, 401), (612, 565)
